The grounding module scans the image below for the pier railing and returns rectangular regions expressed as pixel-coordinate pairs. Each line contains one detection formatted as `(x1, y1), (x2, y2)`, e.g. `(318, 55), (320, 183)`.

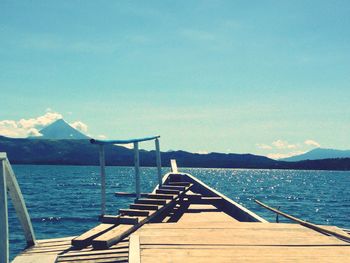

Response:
(0, 153), (36, 263)
(90, 135), (162, 216)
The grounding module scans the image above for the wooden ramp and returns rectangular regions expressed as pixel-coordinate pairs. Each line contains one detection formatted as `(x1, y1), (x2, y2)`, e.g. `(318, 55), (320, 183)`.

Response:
(71, 182), (193, 250)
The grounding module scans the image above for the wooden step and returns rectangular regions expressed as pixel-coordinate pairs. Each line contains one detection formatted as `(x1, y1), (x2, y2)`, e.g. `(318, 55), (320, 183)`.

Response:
(119, 215), (146, 225)
(156, 189), (181, 195)
(92, 224), (134, 249)
(100, 215), (121, 224)
(130, 204), (160, 211)
(147, 193), (176, 200)
(71, 223), (116, 248)
(119, 209), (150, 217)
(160, 185), (186, 190)
(89, 181), (193, 250)
(168, 181), (191, 186)
(135, 198), (168, 205)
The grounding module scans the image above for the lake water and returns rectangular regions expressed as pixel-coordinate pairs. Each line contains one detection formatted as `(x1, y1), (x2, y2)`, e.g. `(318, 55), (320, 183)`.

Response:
(8, 165), (350, 260)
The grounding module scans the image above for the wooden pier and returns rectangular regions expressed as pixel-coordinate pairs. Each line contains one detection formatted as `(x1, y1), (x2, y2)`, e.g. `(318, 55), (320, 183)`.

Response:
(3, 140), (349, 263)
(12, 171), (350, 262)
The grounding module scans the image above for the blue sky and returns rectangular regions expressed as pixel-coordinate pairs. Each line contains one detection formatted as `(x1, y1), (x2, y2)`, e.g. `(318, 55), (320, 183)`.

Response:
(1, 1), (349, 158)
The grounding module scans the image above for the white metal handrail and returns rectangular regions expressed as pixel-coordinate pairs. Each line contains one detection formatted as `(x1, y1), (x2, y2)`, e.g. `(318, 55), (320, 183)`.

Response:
(90, 136), (162, 216)
(0, 153), (36, 263)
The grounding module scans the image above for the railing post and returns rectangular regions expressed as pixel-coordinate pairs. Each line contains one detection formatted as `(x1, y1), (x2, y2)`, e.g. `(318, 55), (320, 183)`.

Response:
(0, 155), (9, 263)
(134, 142), (140, 199)
(99, 145), (106, 216)
(4, 158), (36, 246)
(155, 138), (162, 186)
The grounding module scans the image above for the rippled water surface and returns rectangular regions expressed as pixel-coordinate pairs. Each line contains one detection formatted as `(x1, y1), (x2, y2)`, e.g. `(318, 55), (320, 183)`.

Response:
(9, 165), (350, 259)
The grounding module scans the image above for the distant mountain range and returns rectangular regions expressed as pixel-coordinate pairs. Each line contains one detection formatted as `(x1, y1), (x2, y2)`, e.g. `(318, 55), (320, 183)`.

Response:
(281, 148), (350, 162)
(33, 119), (90, 140)
(0, 119), (349, 170)
(0, 136), (350, 170)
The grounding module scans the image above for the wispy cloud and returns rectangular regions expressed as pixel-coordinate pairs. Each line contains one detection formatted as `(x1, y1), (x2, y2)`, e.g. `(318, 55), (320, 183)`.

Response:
(267, 151), (306, 160)
(304, 139), (320, 147)
(257, 138), (320, 160)
(256, 143), (273, 150)
(271, 140), (298, 149)
(70, 121), (88, 133)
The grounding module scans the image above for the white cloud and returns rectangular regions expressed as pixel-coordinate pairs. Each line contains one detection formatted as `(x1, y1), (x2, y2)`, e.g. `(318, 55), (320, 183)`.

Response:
(98, 134), (107, 139)
(70, 121), (88, 133)
(267, 151), (306, 160)
(0, 112), (63, 138)
(256, 143), (273, 150)
(272, 140), (297, 149)
(304, 139), (320, 148)
(0, 111), (89, 138)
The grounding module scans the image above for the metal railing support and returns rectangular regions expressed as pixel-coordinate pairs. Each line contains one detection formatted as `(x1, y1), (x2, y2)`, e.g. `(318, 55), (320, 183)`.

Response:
(134, 142), (140, 199)
(99, 145), (106, 215)
(0, 155), (9, 263)
(92, 135), (162, 211)
(155, 138), (162, 186)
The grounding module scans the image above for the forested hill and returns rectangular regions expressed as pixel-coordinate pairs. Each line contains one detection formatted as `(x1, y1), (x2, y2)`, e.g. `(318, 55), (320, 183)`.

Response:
(0, 136), (349, 170)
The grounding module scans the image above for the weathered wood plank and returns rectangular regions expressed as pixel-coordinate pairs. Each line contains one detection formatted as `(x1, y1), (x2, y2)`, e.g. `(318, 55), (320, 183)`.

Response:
(92, 224), (134, 249)
(128, 235), (140, 263)
(0, 159), (9, 263)
(170, 159), (178, 173)
(71, 223), (116, 248)
(147, 193), (176, 200)
(4, 158), (36, 246)
(119, 209), (150, 217)
(160, 185), (186, 190)
(168, 182), (191, 186)
(135, 198), (168, 205)
(156, 189), (181, 195)
(130, 204), (160, 211)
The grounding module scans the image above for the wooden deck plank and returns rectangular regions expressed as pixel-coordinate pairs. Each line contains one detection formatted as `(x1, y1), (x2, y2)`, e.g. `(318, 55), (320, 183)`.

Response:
(92, 224), (134, 249)
(71, 223), (116, 248)
(128, 235), (140, 263)
(141, 246), (350, 263)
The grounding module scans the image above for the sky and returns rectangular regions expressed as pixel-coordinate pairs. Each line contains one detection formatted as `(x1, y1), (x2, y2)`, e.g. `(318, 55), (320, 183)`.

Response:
(1, 0), (349, 159)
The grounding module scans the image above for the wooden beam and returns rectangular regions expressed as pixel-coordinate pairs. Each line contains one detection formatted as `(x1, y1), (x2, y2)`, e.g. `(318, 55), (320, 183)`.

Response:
(160, 185), (186, 190)
(4, 158), (36, 246)
(128, 235), (140, 263)
(130, 204), (160, 211)
(170, 159), (178, 173)
(255, 199), (350, 242)
(156, 189), (181, 195)
(119, 209), (150, 217)
(0, 157), (9, 263)
(92, 224), (134, 249)
(71, 223), (116, 248)
(155, 138), (162, 186)
(135, 198), (168, 205)
(99, 145), (106, 215)
(134, 142), (140, 199)
(147, 193), (176, 200)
